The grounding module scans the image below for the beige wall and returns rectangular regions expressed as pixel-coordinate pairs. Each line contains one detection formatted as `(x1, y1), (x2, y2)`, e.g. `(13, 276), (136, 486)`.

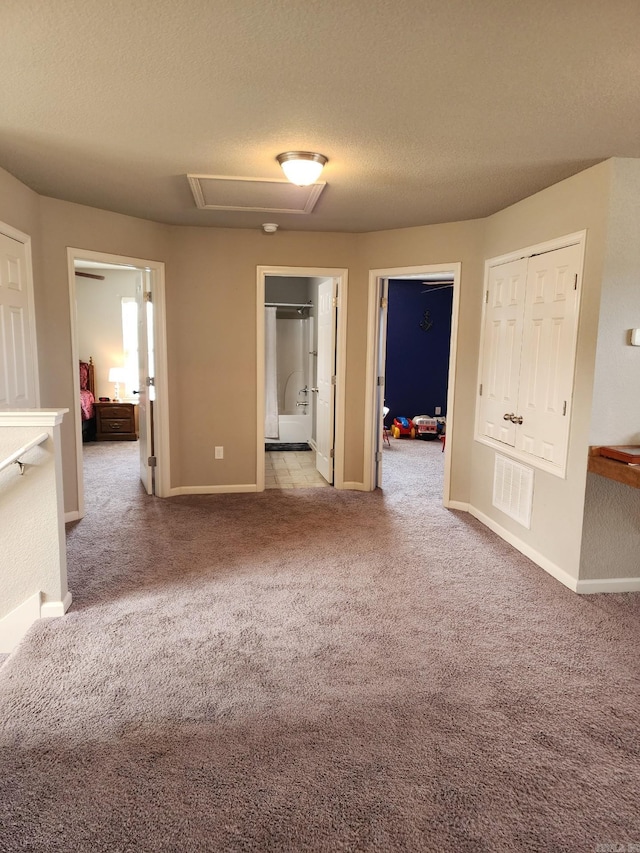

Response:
(470, 161), (612, 581)
(38, 196), (170, 511)
(164, 226), (358, 488)
(580, 159), (640, 580)
(357, 219), (486, 502)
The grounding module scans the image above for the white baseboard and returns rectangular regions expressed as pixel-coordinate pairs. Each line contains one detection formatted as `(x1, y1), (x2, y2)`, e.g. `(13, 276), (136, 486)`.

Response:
(64, 510), (81, 523)
(0, 591), (41, 654)
(339, 481), (368, 491)
(168, 484), (258, 496)
(446, 500), (469, 511)
(575, 577), (640, 594)
(41, 591), (73, 618)
(468, 505), (579, 592)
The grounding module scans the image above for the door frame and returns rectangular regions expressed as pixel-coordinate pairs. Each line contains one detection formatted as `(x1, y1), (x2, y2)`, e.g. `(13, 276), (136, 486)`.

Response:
(256, 265), (348, 491)
(364, 263), (462, 504)
(0, 220), (40, 407)
(67, 248), (170, 518)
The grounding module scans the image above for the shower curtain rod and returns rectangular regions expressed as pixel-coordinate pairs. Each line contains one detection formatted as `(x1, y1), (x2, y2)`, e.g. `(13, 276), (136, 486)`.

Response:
(265, 302), (312, 308)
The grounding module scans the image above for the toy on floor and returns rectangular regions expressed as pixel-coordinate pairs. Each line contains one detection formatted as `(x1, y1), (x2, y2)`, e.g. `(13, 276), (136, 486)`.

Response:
(392, 417), (415, 439)
(413, 415), (446, 440)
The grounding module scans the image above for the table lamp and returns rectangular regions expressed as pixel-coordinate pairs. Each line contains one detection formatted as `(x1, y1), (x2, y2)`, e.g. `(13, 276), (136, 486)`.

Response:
(108, 367), (127, 402)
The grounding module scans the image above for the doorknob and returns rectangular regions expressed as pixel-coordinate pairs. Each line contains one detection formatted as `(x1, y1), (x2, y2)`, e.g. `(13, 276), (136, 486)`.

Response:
(510, 414), (523, 425)
(311, 387), (319, 393)
(503, 412), (513, 420)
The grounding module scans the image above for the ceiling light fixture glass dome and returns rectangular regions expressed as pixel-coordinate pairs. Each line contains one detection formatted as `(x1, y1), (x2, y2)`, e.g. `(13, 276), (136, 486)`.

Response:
(276, 151), (328, 187)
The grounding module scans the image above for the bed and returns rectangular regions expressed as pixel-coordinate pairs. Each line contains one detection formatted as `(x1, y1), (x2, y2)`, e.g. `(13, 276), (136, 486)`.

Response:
(79, 357), (96, 442)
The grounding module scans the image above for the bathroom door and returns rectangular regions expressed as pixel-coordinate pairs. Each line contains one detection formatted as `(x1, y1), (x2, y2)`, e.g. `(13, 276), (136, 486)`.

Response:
(315, 277), (336, 483)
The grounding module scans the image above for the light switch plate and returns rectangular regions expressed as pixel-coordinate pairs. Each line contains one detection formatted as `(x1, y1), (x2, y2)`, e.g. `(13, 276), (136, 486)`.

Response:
(631, 329), (640, 346)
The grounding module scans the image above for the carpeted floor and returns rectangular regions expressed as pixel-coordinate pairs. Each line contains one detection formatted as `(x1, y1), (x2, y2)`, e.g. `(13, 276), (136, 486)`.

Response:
(0, 439), (639, 852)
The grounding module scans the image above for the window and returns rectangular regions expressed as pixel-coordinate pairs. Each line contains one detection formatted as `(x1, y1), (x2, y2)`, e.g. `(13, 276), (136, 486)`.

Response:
(121, 297), (139, 399)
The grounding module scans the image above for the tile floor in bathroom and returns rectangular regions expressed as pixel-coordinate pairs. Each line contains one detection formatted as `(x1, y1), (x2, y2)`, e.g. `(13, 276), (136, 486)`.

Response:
(265, 450), (330, 489)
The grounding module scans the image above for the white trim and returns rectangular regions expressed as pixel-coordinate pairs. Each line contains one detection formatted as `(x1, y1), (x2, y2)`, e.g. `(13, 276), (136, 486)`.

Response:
(0, 408), (67, 427)
(0, 221), (40, 408)
(364, 263), (462, 504)
(339, 481), (367, 491)
(256, 266), (349, 492)
(40, 591), (73, 618)
(468, 504), (579, 592)
(474, 230), (587, 480)
(575, 577), (640, 594)
(446, 500), (470, 511)
(0, 591), (41, 654)
(168, 484), (258, 496)
(64, 510), (81, 523)
(187, 174), (326, 215)
(67, 248), (171, 518)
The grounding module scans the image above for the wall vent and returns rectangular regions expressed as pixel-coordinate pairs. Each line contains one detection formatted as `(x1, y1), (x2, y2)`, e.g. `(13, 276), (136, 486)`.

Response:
(187, 174), (326, 215)
(492, 454), (534, 529)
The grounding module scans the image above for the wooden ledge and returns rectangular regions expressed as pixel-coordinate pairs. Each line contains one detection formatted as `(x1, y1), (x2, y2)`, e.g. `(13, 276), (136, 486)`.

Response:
(588, 446), (640, 489)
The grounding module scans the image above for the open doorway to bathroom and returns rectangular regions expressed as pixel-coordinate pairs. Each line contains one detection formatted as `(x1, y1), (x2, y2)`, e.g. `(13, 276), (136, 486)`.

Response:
(256, 266), (348, 492)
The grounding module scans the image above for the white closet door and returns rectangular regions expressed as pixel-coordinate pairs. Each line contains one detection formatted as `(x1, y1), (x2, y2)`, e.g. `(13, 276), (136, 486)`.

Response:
(478, 257), (527, 446)
(0, 232), (37, 408)
(516, 244), (581, 464)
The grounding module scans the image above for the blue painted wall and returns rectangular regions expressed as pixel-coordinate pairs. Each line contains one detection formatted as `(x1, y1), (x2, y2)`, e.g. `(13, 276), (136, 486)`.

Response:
(384, 279), (453, 423)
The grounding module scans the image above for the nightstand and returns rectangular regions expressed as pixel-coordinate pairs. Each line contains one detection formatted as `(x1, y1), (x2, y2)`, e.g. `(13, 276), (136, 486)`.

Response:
(94, 402), (137, 441)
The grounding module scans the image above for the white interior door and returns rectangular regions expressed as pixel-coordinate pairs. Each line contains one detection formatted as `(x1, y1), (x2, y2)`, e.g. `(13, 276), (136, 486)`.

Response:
(516, 244), (581, 464)
(478, 258), (528, 445)
(315, 277), (337, 483)
(136, 271), (155, 495)
(374, 278), (389, 488)
(0, 232), (36, 408)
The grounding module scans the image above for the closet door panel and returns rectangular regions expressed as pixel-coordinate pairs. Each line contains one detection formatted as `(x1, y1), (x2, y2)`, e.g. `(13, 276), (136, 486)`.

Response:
(478, 258), (527, 446)
(516, 244), (581, 464)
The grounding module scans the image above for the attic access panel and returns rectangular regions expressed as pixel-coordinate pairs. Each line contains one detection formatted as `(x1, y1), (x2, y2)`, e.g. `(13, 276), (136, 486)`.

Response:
(187, 174), (326, 214)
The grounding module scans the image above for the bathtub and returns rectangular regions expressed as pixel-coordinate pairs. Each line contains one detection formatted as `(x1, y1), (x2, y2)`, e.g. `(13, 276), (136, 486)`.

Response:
(266, 414), (311, 444)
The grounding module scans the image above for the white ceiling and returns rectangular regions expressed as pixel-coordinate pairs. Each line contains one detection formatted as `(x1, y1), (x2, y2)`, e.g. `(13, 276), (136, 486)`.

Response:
(2, 0), (639, 233)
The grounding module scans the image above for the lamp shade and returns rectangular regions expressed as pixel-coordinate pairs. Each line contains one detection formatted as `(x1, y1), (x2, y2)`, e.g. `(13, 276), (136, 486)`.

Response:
(108, 367), (127, 383)
(276, 151), (328, 187)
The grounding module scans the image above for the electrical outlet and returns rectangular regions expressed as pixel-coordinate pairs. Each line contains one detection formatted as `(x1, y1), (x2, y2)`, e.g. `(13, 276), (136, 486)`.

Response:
(435, 406), (441, 415)
(214, 446), (224, 460)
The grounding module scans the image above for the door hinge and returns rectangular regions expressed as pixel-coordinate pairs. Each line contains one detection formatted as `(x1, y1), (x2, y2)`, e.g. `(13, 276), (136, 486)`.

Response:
(143, 291), (153, 303)
(376, 451), (382, 462)
(574, 274), (578, 291)
(145, 376), (155, 387)
(479, 383), (483, 396)
(377, 376), (384, 386)
(148, 456), (157, 467)
(330, 448), (335, 459)
(380, 296), (387, 309)
(562, 401), (567, 416)
(331, 375), (337, 386)
(332, 296), (338, 308)
(485, 290), (489, 304)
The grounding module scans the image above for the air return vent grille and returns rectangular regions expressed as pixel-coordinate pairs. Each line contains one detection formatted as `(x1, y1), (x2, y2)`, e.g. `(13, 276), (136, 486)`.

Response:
(492, 454), (534, 528)
(187, 174), (326, 215)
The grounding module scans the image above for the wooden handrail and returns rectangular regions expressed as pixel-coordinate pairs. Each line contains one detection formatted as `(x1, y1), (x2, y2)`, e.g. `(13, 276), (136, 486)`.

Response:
(0, 432), (49, 475)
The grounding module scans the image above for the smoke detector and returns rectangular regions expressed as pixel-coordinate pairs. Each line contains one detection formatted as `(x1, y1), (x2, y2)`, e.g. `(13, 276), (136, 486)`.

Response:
(262, 223), (278, 233)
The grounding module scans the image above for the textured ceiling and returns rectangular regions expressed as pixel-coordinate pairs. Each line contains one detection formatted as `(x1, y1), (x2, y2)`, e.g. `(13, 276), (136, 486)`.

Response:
(1, 0), (639, 232)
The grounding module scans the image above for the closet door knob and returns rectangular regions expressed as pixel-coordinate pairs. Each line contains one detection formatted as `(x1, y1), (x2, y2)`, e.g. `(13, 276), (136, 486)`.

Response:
(503, 412), (513, 420)
(510, 414), (523, 425)
(311, 387), (319, 393)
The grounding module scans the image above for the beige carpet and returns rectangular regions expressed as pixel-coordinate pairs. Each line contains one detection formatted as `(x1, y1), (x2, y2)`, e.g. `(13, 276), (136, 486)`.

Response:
(0, 439), (639, 852)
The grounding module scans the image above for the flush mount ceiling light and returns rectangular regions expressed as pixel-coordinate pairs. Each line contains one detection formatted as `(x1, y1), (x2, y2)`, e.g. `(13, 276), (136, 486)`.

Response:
(276, 151), (328, 187)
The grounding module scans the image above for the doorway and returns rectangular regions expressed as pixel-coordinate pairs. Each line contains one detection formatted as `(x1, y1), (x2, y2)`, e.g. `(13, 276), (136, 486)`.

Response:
(256, 266), (348, 491)
(364, 264), (461, 503)
(67, 249), (170, 518)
